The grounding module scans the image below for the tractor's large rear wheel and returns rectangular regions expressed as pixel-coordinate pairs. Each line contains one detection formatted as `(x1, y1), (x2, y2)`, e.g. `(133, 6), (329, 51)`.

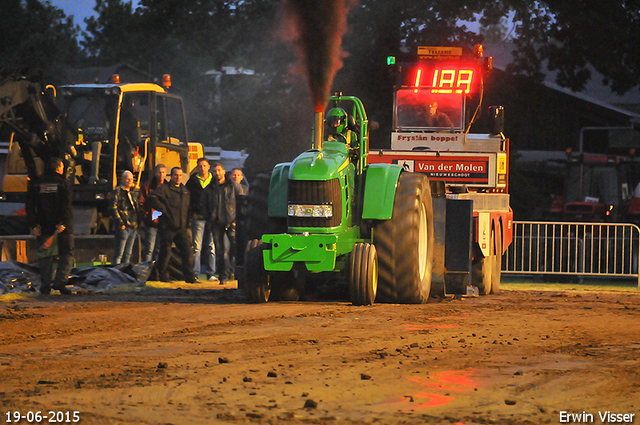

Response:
(349, 243), (378, 306)
(243, 239), (270, 303)
(374, 173), (434, 304)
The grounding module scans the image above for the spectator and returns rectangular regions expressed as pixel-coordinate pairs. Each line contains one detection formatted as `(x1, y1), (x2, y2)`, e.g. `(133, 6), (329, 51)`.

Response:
(185, 158), (216, 281)
(229, 167), (249, 234)
(230, 168), (250, 196)
(201, 163), (242, 284)
(149, 167), (198, 283)
(26, 157), (74, 295)
(138, 163), (166, 262)
(110, 170), (139, 265)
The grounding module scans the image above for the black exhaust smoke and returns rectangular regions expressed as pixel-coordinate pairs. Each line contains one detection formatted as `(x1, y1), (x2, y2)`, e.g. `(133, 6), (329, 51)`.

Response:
(281, 0), (356, 112)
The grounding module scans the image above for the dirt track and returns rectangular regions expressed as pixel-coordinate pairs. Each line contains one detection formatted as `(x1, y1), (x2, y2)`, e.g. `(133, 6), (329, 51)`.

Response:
(1, 282), (639, 425)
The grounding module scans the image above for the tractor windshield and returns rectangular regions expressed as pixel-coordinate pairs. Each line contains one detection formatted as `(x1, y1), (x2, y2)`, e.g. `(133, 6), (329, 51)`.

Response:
(394, 89), (463, 131)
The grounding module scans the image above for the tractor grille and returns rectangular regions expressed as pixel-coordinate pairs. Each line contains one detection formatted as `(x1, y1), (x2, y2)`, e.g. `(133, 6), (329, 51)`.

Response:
(288, 179), (342, 228)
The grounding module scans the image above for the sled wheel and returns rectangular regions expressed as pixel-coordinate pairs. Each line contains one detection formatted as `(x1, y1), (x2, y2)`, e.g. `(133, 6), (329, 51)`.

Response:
(243, 239), (270, 303)
(374, 173), (434, 304)
(349, 243), (378, 306)
(473, 223), (503, 295)
(491, 224), (503, 295)
(473, 240), (494, 296)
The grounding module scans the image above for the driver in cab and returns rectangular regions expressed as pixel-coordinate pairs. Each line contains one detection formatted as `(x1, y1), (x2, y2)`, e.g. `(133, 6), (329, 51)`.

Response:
(327, 108), (358, 148)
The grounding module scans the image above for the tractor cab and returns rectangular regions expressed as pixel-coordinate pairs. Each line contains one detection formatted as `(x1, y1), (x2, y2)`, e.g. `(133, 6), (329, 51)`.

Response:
(395, 88), (463, 131)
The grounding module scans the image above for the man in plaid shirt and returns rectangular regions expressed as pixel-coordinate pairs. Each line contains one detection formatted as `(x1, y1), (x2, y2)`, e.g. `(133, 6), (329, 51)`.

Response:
(110, 170), (139, 264)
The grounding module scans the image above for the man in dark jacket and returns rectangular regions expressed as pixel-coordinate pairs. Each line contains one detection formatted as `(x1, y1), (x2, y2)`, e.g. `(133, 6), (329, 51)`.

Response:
(138, 163), (166, 262)
(201, 163), (242, 283)
(110, 170), (139, 265)
(185, 158), (216, 281)
(26, 157), (74, 295)
(148, 167), (198, 283)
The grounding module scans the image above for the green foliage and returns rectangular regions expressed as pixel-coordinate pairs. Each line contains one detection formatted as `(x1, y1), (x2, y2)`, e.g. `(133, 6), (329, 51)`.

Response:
(507, 0), (640, 94)
(82, 0), (145, 65)
(0, 0), (83, 83)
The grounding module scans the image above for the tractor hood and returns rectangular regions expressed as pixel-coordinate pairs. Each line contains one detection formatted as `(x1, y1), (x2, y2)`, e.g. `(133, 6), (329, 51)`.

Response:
(289, 141), (350, 180)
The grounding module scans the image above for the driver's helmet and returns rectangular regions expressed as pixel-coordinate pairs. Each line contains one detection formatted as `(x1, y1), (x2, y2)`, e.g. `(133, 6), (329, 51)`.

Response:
(327, 108), (348, 133)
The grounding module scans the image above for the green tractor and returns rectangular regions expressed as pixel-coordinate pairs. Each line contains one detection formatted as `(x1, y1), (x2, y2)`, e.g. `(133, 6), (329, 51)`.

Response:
(243, 94), (435, 305)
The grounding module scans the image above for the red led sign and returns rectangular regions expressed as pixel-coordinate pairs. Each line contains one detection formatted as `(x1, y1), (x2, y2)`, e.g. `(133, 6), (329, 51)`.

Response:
(413, 68), (476, 94)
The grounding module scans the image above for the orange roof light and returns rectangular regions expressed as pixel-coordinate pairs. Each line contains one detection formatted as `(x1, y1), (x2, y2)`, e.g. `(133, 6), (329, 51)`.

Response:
(162, 74), (172, 89)
(110, 74), (120, 84)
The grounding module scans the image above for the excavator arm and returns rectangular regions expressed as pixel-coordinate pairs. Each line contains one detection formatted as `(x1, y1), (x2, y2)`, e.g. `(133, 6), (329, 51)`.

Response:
(0, 68), (75, 181)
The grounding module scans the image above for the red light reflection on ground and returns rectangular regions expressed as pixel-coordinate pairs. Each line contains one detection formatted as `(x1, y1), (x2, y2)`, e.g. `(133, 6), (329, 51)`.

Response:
(412, 392), (455, 408)
(384, 369), (481, 412)
(408, 370), (478, 392)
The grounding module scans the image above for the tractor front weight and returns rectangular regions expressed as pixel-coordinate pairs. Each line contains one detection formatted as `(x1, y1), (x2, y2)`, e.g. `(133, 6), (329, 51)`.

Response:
(262, 227), (363, 273)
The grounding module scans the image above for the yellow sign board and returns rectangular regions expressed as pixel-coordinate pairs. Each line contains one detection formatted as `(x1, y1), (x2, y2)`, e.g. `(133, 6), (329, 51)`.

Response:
(417, 46), (463, 58)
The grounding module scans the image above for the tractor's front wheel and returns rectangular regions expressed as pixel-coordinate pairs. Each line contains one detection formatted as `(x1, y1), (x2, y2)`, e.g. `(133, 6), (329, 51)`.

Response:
(243, 239), (270, 303)
(374, 173), (434, 304)
(349, 243), (378, 306)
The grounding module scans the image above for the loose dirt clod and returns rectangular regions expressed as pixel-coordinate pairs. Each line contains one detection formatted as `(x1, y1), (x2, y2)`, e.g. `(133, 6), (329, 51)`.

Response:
(304, 399), (318, 409)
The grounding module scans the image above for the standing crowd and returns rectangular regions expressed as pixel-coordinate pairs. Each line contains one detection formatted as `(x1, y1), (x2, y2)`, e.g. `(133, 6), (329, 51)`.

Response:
(113, 158), (247, 284)
(28, 157), (247, 295)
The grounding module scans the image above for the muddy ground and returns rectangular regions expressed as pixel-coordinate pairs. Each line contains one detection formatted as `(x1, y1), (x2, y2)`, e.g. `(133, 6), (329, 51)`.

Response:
(0, 280), (639, 425)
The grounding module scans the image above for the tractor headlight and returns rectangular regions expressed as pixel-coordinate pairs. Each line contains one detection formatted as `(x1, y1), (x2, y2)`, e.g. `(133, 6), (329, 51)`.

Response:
(288, 204), (333, 218)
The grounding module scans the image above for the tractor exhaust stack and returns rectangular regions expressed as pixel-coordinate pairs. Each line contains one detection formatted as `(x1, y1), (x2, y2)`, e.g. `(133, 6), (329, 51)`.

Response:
(314, 111), (324, 150)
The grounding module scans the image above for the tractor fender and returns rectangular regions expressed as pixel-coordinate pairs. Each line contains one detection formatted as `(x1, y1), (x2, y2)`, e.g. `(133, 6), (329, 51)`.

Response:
(362, 164), (403, 220)
(267, 162), (291, 218)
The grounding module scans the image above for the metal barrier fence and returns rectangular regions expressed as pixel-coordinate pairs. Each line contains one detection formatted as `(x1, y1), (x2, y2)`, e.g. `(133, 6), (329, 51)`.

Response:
(502, 221), (640, 287)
